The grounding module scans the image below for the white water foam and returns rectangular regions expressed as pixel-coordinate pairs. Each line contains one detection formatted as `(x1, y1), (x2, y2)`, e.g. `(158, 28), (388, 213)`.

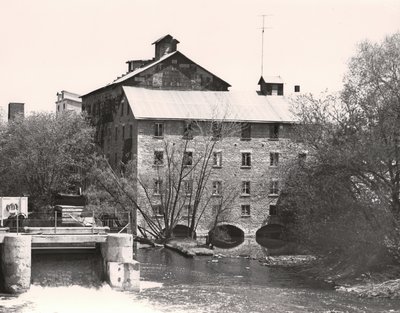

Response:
(0, 283), (168, 313)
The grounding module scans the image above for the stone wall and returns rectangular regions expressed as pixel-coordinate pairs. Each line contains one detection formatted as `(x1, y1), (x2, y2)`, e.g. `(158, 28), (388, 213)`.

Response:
(135, 119), (301, 237)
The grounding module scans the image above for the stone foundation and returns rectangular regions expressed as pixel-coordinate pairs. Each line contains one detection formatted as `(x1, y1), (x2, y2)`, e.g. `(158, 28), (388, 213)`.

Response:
(101, 234), (140, 291)
(1, 234), (32, 293)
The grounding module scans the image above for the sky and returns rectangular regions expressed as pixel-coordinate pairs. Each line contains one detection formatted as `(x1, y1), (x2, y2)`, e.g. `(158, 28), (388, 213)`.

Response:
(0, 0), (399, 117)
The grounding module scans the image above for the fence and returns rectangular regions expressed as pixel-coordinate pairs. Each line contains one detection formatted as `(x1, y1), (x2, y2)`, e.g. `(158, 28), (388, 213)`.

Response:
(3, 210), (131, 234)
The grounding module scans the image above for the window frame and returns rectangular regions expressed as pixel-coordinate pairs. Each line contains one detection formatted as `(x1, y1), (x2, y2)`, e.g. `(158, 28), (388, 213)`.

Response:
(183, 121), (194, 139)
(183, 151), (193, 167)
(154, 179), (162, 195)
(183, 180), (193, 196)
(154, 122), (164, 138)
(270, 152), (279, 167)
(269, 180), (279, 196)
(241, 181), (251, 196)
(212, 122), (222, 140)
(153, 204), (164, 217)
(241, 204), (251, 217)
(269, 204), (277, 216)
(212, 181), (222, 196)
(154, 150), (164, 166)
(213, 151), (222, 168)
(182, 204), (193, 218)
(269, 123), (280, 140)
(240, 123), (251, 140)
(241, 152), (251, 168)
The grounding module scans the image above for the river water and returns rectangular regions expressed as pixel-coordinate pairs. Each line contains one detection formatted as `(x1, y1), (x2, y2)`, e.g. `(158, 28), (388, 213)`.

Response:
(1, 247), (400, 313)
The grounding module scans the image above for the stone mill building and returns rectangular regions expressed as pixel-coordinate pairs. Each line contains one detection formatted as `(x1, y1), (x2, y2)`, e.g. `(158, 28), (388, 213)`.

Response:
(82, 34), (302, 251)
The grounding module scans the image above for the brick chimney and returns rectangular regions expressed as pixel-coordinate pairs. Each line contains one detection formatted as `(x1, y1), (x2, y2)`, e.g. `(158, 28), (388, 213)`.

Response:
(8, 102), (24, 120)
(152, 35), (179, 60)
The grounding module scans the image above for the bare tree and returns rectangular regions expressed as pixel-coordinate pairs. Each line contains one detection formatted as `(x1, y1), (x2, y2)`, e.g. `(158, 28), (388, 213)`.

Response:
(87, 117), (241, 242)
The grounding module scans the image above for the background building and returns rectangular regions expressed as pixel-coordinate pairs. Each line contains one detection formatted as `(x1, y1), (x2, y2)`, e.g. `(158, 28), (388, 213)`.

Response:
(8, 102), (24, 120)
(56, 90), (82, 115)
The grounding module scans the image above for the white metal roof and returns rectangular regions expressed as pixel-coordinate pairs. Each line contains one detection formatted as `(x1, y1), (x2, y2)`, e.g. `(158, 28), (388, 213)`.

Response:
(123, 87), (296, 123)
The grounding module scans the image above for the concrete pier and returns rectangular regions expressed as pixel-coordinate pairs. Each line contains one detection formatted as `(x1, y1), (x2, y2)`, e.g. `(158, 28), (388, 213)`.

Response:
(1, 234), (32, 293)
(101, 234), (140, 291)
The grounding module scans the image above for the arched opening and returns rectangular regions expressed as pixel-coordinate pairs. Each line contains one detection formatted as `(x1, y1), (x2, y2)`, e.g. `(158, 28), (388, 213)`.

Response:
(172, 225), (195, 239)
(256, 224), (286, 249)
(209, 224), (244, 248)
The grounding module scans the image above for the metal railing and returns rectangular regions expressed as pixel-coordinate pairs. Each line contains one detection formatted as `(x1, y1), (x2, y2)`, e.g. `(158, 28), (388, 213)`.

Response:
(3, 210), (131, 234)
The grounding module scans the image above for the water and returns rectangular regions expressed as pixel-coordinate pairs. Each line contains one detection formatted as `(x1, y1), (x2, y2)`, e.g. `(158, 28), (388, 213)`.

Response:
(1, 247), (400, 313)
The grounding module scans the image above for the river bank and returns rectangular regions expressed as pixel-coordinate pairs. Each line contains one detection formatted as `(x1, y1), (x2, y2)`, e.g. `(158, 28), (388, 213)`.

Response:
(259, 254), (400, 300)
(159, 239), (400, 301)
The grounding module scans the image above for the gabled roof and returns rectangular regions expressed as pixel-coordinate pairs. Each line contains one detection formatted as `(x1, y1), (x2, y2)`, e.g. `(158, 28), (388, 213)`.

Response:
(152, 34), (180, 45)
(112, 51), (179, 84)
(123, 87), (295, 123)
(262, 75), (284, 84)
(82, 50), (231, 98)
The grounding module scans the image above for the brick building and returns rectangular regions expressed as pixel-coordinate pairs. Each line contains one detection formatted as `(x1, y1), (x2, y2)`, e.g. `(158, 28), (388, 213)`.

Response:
(82, 35), (300, 246)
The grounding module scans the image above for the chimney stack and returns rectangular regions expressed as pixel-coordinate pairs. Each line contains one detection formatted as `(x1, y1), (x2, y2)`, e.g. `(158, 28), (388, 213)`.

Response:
(8, 102), (24, 121)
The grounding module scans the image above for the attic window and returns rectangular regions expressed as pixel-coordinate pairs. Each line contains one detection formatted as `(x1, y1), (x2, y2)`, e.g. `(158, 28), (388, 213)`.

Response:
(172, 59), (177, 64)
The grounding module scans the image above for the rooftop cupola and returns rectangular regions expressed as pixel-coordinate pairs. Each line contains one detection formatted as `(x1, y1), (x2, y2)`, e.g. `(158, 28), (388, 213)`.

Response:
(152, 34), (180, 60)
(258, 76), (284, 96)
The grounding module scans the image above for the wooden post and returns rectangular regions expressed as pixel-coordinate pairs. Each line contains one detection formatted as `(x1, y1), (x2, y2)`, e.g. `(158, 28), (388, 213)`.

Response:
(54, 210), (57, 234)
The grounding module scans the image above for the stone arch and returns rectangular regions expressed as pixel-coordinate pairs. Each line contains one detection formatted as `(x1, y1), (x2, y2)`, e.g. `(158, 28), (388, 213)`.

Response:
(172, 224), (196, 239)
(209, 223), (245, 249)
(256, 224), (286, 249)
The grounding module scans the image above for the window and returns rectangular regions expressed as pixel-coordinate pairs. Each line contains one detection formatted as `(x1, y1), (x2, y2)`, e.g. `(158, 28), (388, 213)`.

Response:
(183, 151), (193, 166)
(241, 123), (251, 140)
(269, 180), (279, 195)
(154, 123), (164, 137)
(212, 204), (221, 215)
(241, 205), (250, 217)
(154, 151), (164, 166)
(183, 204), (193, 217)
(129, 125), (133, 138)
(212, 122), (222, 140)
(114, 152), (118, 166)
(63, 103), (66, 110)
(269, 205), (277, 216)
(270, 152), (279, 167)
(115, 126), (118, 141)
(121, 101), (124, 116)
(212, 181), (222, 196)
(213, 151), (222, 167)
(241, 152), (251, 167)
(154, 180), (162, 195)
(269, 123), (280, 139)
(183, 121), (194, 139)
(153, 204), (164, 216)
(242, 181), (251, 196)
(298, 152), (307, 164)
(122, 125), (125, 140)
(183, 180), (193, 195)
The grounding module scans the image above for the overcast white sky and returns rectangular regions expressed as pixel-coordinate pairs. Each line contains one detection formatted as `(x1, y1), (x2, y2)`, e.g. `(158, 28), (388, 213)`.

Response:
(0, 0), (399, 117)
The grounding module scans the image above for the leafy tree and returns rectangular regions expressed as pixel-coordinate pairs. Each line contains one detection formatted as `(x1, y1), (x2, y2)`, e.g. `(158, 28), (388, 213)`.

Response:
(0, 112), (95, 211)
(280, 33), (400, 268)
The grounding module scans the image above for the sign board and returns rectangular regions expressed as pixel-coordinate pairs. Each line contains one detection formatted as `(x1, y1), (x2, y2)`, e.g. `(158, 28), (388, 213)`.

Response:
(0, 197), (28, 224)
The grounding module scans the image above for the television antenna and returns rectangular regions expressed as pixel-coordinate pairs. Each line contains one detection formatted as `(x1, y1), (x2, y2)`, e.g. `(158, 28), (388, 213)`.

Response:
(260, 14), (273, 77)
